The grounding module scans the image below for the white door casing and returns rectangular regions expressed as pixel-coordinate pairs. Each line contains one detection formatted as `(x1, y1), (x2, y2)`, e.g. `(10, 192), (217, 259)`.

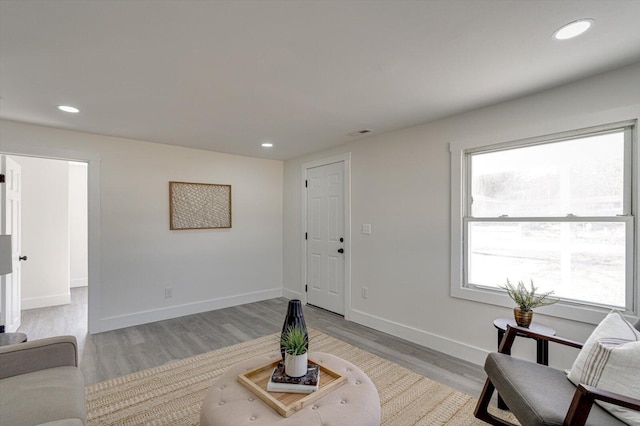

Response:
(1, 155), (22, 332)
(0, 142), (101, 334)
(305, 159), (347, 315)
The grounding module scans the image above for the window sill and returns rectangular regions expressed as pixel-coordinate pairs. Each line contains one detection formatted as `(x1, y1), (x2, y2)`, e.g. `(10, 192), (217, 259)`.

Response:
(451, 284), (636, 325)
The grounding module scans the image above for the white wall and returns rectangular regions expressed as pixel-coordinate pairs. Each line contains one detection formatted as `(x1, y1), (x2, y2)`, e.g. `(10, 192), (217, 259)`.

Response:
(69, 162), (88, 288)
(283, 62), (640, 368)
(18, 156), (71, 309)
(0, 123), (283, 332)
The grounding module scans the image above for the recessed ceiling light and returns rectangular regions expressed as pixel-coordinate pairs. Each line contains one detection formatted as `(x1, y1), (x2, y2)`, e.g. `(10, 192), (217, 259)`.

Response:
(58, 105), (81, 113)
(261, 142), (273, 148)
(553, 19), (594, 40)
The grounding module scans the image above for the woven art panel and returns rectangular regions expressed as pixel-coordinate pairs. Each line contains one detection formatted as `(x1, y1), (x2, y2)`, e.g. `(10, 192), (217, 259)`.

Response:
(170, 182), (231, 229)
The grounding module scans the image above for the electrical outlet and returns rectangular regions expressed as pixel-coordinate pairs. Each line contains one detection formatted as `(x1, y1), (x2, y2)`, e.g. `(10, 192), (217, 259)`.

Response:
(165, 287), (173, 298)
(362, 224), (372, 235)
(362, 287), (368, 299)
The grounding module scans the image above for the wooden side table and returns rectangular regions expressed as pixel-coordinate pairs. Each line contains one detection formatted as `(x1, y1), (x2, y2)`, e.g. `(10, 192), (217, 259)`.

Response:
(493, 318), (555, 410)
(0, 332), (27, 347)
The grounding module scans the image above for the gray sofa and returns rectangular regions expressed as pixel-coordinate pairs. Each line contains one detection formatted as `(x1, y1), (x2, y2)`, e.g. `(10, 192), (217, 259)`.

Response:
(0, 335), (86, 426)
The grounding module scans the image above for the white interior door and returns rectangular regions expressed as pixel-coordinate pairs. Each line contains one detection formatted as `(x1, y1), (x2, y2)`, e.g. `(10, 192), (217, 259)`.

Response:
(1, 155), (22, 332)
(306, 161), (345, 315)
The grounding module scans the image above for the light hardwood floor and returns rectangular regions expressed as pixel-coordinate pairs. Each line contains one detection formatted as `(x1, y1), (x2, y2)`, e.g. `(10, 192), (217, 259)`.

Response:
(19, 287), (487, 398)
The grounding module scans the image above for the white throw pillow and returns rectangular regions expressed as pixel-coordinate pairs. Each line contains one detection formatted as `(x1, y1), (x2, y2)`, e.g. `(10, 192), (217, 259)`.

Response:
(568, 310), (640, 425)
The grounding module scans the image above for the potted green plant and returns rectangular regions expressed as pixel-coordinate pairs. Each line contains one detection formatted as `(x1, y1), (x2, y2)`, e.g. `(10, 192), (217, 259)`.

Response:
(500, 279), (558, 327)
(280, 324), (309, 377)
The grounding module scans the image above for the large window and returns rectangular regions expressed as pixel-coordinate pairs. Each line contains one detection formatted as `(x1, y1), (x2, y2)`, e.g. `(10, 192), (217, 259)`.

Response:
(453, 121), (636, 316)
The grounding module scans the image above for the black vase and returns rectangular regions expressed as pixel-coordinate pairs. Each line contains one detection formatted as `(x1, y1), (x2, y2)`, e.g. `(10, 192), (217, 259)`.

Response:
(280, 299), (308, 360)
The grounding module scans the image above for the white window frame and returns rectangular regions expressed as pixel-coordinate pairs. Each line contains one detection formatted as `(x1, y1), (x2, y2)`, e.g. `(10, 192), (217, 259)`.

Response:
(450, 120), (638, 324)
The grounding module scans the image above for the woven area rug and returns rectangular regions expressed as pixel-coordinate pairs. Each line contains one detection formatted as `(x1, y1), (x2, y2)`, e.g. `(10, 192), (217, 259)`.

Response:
(86, 329), (516, 425)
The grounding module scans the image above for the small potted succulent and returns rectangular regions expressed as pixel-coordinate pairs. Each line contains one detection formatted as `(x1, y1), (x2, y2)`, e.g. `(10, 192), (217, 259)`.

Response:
(500, 279), (558, 327)
(280, 324), (309, 377)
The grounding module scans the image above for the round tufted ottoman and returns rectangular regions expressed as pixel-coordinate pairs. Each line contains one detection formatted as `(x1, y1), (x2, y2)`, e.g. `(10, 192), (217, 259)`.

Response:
(200, 351), (381, 426)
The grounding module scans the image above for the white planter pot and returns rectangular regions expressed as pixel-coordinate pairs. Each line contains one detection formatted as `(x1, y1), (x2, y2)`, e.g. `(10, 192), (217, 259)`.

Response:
(284, 352), (308, 377)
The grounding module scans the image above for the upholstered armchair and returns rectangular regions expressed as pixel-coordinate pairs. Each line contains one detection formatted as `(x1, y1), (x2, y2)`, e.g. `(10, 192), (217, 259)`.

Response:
(474, 318), (640, 426)
(0, 335), (86, 425)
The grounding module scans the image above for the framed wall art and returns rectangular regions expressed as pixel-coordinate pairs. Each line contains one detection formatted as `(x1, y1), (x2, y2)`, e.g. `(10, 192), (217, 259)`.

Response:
(169, 181), (232, 230)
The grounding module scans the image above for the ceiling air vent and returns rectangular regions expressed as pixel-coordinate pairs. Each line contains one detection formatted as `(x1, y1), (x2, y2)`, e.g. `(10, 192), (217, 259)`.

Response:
(346, 129), (372, 137)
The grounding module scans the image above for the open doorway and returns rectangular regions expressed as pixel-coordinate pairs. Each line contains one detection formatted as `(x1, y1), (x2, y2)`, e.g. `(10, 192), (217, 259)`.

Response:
(8, 155), (88, 336)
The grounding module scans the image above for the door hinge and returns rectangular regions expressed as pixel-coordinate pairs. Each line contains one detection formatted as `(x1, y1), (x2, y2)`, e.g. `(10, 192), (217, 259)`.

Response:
(0, 174), (4, 184)
(305, 232), (307, 240)
(305, 180), (308, 188)
(305, 285), (308, 292)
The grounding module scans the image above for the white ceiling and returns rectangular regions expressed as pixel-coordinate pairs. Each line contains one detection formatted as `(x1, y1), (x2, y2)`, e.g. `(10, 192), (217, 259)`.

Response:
(1, 1), (639, 161)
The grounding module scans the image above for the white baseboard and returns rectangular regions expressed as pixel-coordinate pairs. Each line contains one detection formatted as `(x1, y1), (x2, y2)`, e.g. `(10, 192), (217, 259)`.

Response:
(96, 288), (489, 365)
(282, 288), (301, 300)
(70, 278), (88, 288)
(22, 293), (71, 310)
(99, 288), (283, 332)
(349, 308), (490, 366)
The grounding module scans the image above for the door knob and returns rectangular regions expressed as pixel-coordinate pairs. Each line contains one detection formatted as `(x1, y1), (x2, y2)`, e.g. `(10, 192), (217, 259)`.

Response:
(19, 255), (27, 261)
(337, 248), (344, 253)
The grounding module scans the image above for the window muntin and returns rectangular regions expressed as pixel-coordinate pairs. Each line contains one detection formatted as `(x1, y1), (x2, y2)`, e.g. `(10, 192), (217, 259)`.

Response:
(464, 126), (634, 310)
